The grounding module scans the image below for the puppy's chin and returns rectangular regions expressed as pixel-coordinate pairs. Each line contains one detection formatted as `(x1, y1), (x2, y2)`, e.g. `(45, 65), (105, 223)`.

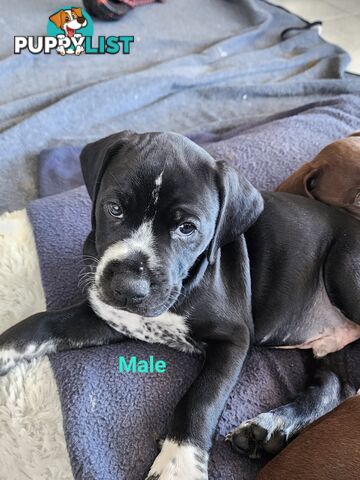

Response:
(128, 284), (182, 317)
(92, 284), (182, 318)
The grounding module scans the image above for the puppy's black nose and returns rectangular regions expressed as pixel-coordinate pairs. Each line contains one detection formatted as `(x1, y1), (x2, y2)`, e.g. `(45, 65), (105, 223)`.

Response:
(111, 273), (150, 304)
(103, 255), (151, 306)
(78, 16), (86, 24)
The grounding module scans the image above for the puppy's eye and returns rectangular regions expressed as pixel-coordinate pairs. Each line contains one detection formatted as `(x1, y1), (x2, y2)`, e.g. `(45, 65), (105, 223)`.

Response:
(107, 202), (123, 219)
(305, 171), (319, 192)
(176, 222), (196, 236)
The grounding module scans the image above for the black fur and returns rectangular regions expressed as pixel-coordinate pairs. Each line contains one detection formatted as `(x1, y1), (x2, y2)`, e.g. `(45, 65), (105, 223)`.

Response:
(1, 131), (360, 472)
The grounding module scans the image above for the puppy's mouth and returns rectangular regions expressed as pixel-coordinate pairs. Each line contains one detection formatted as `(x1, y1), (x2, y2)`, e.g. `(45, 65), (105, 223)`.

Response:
(93, 283), (182, 318)
(65, 26), (75, 37)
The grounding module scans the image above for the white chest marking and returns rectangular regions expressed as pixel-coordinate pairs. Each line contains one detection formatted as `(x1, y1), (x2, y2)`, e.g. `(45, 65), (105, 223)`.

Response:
(89, 289), (199, 354)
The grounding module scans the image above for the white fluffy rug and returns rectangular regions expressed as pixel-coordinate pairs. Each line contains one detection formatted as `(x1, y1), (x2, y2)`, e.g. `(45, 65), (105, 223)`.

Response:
(0, 210), (73, 479)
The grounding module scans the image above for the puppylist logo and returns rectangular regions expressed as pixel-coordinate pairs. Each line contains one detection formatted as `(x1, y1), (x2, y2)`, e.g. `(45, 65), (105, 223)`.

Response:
(14, 6), (134, 56)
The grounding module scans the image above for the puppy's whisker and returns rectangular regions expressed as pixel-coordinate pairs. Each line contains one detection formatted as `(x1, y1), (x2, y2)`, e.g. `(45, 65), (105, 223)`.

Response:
(78, 271), (96, 289)
(78, 278), (96, 292)
(79, 269), (96, 276)
(78, 266), (94, 273)
(82, 255), (99, 263)
(78, 276), (96, 284)
(78, 273), (96, 282)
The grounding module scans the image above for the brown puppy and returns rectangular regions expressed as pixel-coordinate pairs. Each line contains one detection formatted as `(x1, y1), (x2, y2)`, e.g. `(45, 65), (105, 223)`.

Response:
(257, 394), (360, 480)
(276, 132), (360, 219)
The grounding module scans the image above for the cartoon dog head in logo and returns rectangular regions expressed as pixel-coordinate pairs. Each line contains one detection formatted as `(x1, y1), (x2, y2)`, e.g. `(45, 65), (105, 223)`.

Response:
(49, 7), (87, 38)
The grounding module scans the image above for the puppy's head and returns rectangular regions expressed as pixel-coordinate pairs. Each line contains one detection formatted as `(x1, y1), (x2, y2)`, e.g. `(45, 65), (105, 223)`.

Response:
(276, 133), (360, 217)
(80, 131), (263, 317)
(49, 8), (87, 35)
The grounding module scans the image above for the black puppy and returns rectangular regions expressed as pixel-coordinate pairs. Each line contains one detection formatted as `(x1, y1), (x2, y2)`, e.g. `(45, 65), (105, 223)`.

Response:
(1, 131), (360, 479)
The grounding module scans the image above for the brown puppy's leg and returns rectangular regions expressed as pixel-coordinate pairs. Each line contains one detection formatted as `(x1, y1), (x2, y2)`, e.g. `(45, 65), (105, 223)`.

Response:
(257, 395), (360, 480)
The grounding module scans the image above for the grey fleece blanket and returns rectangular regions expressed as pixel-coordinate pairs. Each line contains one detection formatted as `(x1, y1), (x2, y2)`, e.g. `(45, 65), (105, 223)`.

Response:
(26, 93), (360, 479)
(2, 0), (360, 213)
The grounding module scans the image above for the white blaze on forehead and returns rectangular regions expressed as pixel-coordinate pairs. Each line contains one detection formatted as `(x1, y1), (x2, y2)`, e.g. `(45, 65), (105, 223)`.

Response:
(148, 169), (164, 211)
(95, 220), (157, 282)
(155, 170), (163, 187)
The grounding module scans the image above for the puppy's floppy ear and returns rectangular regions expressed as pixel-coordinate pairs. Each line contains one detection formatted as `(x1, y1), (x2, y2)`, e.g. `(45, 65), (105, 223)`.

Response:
(72, 7), (84, 18)
(208, 161), (263, 264)
(80, 131), (135, 202)
(49, 10), (65, 28)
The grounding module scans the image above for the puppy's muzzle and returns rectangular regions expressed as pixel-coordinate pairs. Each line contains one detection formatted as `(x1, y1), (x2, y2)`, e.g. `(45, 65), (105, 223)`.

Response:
(103, 256), (151, 307)
(77, 16), (86, 25)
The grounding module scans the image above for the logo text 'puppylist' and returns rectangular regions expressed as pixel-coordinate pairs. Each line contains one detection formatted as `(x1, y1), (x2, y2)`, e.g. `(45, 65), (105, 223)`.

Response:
(14, 6), (134, 56)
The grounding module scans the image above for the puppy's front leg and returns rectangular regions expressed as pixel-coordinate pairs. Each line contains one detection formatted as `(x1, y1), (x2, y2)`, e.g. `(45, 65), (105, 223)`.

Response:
(146, 335), (250, 480)
(0, 300), (124, 375)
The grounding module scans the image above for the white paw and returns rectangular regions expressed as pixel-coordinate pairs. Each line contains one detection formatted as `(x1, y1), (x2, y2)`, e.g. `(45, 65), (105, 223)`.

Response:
(0, 347), (20, 375)
(56, 46), (66, 56)
(75, 45), (84, 56)
(146, 439), (208, 480)
(0, 341), (56, 376)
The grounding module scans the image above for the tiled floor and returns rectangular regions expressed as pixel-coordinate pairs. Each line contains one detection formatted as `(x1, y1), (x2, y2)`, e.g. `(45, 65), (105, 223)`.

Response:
(271, 0), (360, 74)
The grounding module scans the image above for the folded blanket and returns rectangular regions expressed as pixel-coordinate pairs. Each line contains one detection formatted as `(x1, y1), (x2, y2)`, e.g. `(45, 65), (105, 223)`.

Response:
(3, 0), (360, 213)
(38, 94), (360, 199)
(24, 93), (360, 479)
(38, 148), (83, 199)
